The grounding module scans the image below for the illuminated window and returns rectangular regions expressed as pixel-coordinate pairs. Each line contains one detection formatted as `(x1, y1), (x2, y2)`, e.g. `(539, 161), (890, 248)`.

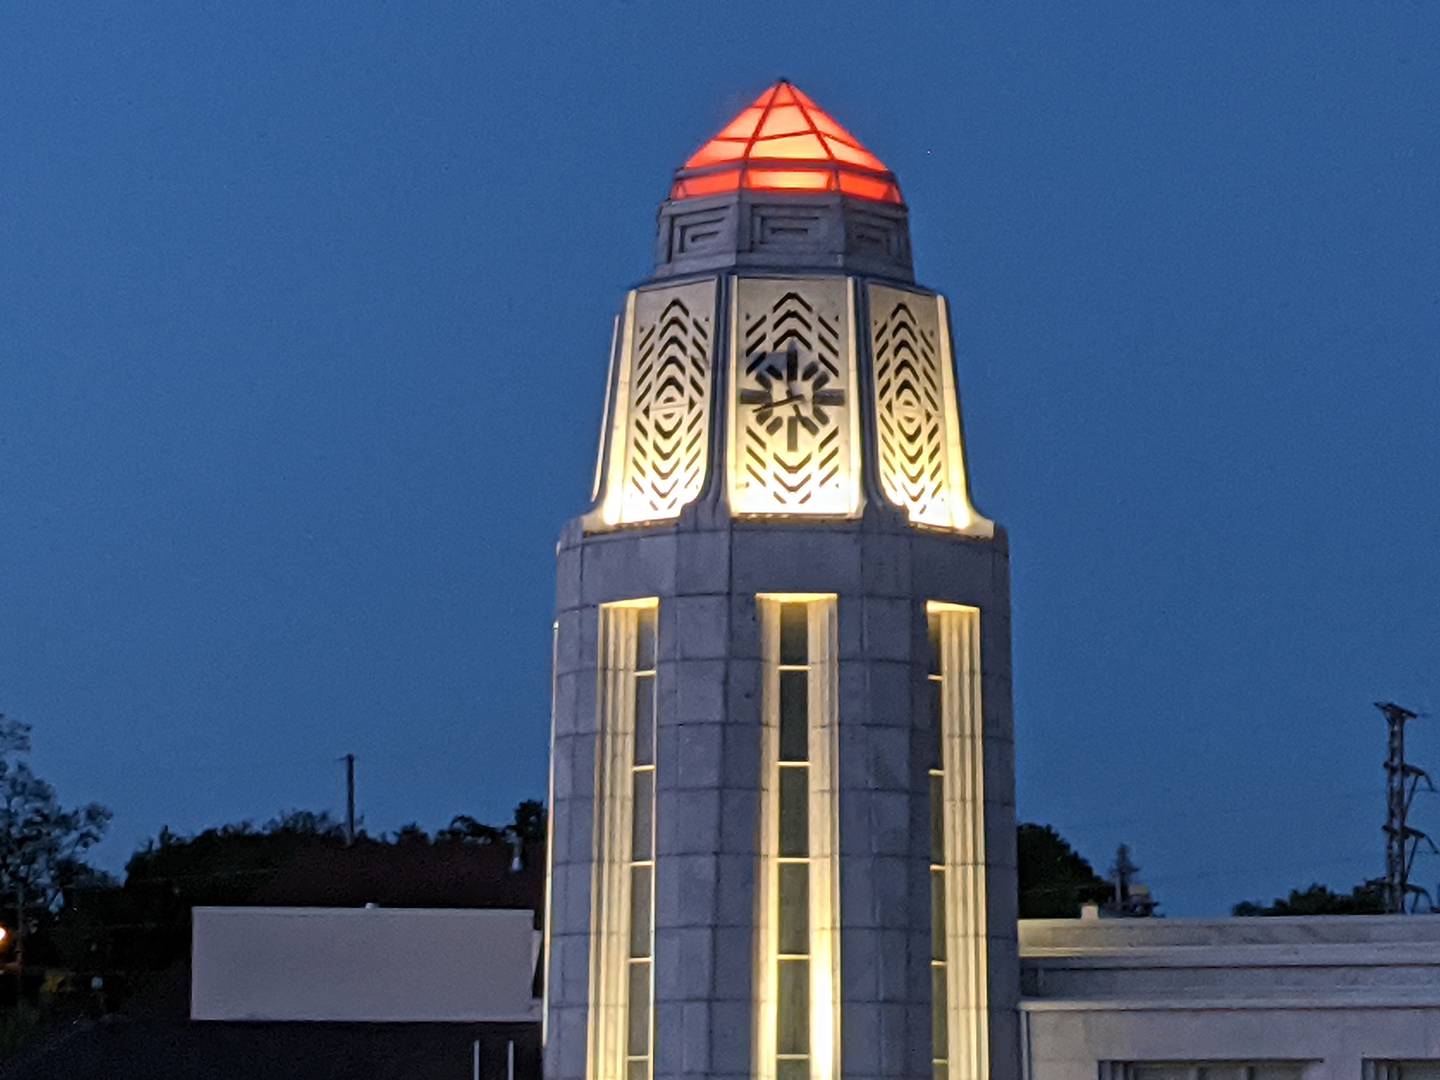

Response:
(589, 601), (659, 1080)
(670, 81), (903, 206)
(869, 285), (994, 537)
(755, 596), (839, 1080)
(728, 279), (862, 518)
(926, 621), (947, 1080)
(596, 283), (716, 528)
(927, 602), (987, 1080)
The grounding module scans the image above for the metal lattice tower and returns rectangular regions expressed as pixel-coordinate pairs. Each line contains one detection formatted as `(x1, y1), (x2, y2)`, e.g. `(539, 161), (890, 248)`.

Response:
(1376, 701), (1434, 914)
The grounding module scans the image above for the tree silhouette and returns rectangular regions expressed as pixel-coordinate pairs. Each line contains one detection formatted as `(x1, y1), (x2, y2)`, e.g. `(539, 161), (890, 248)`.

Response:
(0, 715), (110, 915)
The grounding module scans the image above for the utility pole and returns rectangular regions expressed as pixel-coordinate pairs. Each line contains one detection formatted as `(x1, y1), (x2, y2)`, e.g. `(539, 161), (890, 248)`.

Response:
(344, 753), (357, 847)
(1376, 702), (1435, 913)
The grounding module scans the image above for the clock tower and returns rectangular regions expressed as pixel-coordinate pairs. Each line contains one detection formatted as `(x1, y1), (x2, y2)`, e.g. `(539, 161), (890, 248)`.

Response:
(546, 82), (1017, 1080)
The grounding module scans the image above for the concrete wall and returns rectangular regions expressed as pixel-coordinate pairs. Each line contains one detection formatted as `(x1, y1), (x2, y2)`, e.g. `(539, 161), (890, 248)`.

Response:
(191, 907), (539, 1022)
(1019, 916), (1440, 1080)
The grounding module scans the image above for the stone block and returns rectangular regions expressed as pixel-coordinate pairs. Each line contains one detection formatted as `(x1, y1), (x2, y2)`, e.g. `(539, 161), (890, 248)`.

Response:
(724, 659), (761, 729)
(551, 932), (591, 1007)
(554, 669), (597, 737)
(545, 1005), (588, 1080)
(556, 544), (583, 612)
(910, 534), (995, 605)
(876, 928), (910, 1002)
(675, 528), (732, 595)
(710, 925), (754, 1000)
(838, 659), (913, 729)
(862, 596), (914, 662)
(554, 862), (593, 936)
(860, 528), (912, 598)
(843, 927), (882, 999)
(720, 719), (761, 791)
(838, 593), (866, 660)
(655, 926), (714, 1001)
(581, 531), (678, 604)
(841, 723), (911, 793)
(655, 854), (720, 929)
(552, 671), (579, 737)
(840, 857), (879, 929)
(554, 608), (585, 676)
(730, 527), (863, 595)
(713, 852), (757, 926)
(658, 787), (722, 856)
(707, 1001), (753, 1074)
(726, 594), (761, 659)
(667, 721), (725, 789)
(842, 1000), (881, 1073)
(550, 796), (593, 870)
(682, 1001), (712, 1072)
(877, 1002), (910, 1074)
(675, 595), (730, 659)
(981, 626), (1012, 682)
(839, 789), (911, 857)
(673, 662), (727, 725)
(984, 735), (1017, 809)
(554, 733), (597, 800)
(718, 788), (760, 854)
(983, 674), (1014, 739)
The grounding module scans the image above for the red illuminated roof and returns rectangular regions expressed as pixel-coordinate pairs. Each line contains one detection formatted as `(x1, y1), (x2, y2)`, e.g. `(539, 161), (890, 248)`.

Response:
(670, 81), (903, 205)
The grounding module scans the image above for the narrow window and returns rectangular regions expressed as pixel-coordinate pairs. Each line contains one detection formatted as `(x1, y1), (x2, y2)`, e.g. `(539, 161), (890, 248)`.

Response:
(589, 600), (659, 1080)
(756, 595), (839, 1080)
(927, 602), (985, 1080)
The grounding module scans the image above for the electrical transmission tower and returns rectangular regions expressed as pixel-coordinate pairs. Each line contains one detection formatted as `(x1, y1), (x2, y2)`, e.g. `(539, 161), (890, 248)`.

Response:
(1376, 701), (1436, 913)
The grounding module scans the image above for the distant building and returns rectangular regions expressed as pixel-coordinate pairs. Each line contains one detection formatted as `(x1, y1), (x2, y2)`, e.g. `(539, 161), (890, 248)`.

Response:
(1020, 915), (1440, 1080)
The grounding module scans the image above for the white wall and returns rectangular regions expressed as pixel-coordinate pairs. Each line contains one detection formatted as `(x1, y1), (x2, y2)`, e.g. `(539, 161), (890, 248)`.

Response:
(191, 906), (539, 1022)
(1020, 916), (1440, 1080)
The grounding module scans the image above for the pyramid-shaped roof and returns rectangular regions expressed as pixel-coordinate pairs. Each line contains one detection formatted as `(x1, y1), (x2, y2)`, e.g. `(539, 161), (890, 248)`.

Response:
(670, 81), (903, 205)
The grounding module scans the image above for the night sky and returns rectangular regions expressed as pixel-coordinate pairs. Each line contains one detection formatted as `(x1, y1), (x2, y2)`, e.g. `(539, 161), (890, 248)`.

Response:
(3, 5), (1438, 916)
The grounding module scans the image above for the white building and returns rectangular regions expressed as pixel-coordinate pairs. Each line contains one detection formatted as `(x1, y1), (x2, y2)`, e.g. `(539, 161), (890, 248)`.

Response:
(1020, 915), (1440, 1080)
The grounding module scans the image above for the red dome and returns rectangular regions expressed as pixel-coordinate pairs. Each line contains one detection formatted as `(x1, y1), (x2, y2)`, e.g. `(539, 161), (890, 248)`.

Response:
(670, 81), (903, 205)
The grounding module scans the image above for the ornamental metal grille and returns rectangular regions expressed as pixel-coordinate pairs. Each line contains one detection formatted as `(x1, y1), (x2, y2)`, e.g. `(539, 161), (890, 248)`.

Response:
(602, 281), (715, 526)
(729, 279), (860, 516)
(870, 286), (958, 528)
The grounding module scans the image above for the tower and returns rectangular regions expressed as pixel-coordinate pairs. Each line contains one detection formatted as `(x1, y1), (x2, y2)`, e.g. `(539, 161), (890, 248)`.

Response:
(545, 82), (1017, 1080)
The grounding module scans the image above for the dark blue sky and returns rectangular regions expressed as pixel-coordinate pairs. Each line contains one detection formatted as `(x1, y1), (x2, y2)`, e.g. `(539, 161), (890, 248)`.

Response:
(3, 4), (1437, 915)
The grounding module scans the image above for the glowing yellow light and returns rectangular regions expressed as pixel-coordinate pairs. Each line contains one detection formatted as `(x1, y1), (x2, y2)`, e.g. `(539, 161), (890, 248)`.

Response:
(869, 287), (995, 538)
(754, 596), (840, 1080)
(926, 602), (990, 1080)
(593, 283), (715, 529)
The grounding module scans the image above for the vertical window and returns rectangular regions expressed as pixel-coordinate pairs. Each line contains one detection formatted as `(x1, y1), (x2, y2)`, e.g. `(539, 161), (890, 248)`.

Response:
(926, 602), (986, 1080)
(589, 601), (659, 1080)
(627, 608), (657, 1080)
(926, 618), (947, 1080)
(756, 595), (839, 1080)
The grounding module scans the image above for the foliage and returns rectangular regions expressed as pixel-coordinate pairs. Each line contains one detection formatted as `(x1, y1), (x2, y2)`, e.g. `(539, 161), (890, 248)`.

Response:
(512, 800), (547, 844)
(1016, 822), (1112, 918)
(0, 715), (111, 914)
(438, 814), (505, 844)
(438, 801), (547, 846)
(1233, 881), (1387, 916)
